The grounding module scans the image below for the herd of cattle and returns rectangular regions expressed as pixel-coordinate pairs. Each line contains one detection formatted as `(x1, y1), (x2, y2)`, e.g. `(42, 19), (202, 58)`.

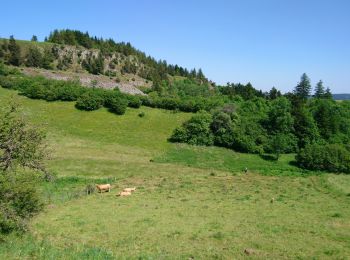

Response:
(95, 184), (136, 196)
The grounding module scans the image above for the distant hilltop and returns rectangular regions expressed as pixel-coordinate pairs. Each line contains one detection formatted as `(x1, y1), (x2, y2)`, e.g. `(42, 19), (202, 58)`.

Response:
(0, 29), (209, 95)
(333, 94), (350, 100)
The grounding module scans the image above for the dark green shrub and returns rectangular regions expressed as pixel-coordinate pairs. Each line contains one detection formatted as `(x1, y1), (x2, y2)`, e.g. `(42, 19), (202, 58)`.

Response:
(138, 112), (145, 118)
(170, 127), (188, 143)
(82, 53), (104, 75)
(179, 99), (201, 112)
(0, 102), (46, 234)
(296, 143), (350, 173)
(75, 91), (103, 111)
(231, 117), (268, 154)
(126, 95), (142, 108)
(211, 111), (235, 148)
(44, 88), (60, 101)
(105, 70), (116, 77)
(103, 89), (122, 108)
(55, 81), (84, 101)
(160, 98), (180, 110)
(170, 111), (214, 146)
(24, 81), (46, 99)
(140, 95), (157, 108)
(25, 47), (43, 68)
(0, 76), (16, 89)
(266, 133), (297, 160)
(0, 62), (19, 76)
(0, 171), (43, 234)
(108, 97), (128, 115)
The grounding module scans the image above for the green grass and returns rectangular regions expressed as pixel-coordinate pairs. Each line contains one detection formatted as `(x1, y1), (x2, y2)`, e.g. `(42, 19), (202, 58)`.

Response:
(0, 87), (350, 259)
(155, 144), (305, 176)
(0, 38), (54, 54)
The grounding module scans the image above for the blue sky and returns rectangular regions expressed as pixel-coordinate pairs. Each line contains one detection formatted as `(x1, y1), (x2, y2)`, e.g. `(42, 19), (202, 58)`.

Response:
(1, 0), (349, 93)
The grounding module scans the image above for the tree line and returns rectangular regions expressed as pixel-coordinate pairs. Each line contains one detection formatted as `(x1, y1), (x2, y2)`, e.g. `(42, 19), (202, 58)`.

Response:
(0, 63), (223, 115)
(1, 34), (349, 173)
(0, 33), (208, 85)
(170, 73), (350, 173)
(45, 29), (208, 84)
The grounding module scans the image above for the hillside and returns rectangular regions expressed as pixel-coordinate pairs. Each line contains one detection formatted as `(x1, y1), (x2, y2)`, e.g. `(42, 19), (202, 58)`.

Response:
(0, 38), (151, 95)
(1, 29), (350, 259)
(0, 30), (209, 95)
(0, 87), (349, 259)
(333, 93), (350, 100)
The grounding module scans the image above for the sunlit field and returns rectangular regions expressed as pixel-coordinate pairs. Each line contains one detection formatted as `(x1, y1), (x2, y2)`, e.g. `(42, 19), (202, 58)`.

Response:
(0, 88), (349, 259)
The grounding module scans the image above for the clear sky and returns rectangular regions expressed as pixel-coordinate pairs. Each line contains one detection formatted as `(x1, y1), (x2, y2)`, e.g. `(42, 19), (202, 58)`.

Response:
(1, 0), (349, 93)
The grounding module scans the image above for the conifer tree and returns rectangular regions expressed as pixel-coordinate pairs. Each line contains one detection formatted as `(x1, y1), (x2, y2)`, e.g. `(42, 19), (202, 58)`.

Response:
(25, 47), (43, 67)
(324, 87), (333, 99)
(314, 80), (325, 98)
(294, 73), (311, 100)
(269, 87), (281, 100)
(197, 68), (206, 82)
(31, 35), (38, 42)
(8, 36), (21, 66)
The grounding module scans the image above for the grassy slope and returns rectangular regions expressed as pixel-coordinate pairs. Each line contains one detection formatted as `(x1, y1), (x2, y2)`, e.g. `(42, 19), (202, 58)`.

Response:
(0, 87), (349, 259)
(0, 38), (54, 53)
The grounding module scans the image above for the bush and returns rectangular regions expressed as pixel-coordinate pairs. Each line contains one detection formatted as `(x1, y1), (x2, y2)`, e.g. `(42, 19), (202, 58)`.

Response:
(179, 99), (201, 112)
(24, 81), (46, 99)
(211, 111), (235, 148)
(0, 101), (46, 234)
(103, 89), (122, 108)
(126, 95), (142, 108)
(139, 95), (157, 108)
(75, 91), (103, 111)
(0, 76), (17, 89)
(0, 171), (43, 234)
(138, 112), (145, 118)
(0, 172), (43, 234)
(170, 111), (214, 146)
(159, 98), (180, 110)
(231, 118), (267, 154)
(296, 143), (350, 173)
(55, 81), (84, 101)
(0, 62), (20, 76)
(266, 133), (297, 160)
(108, 97), (128, 115)
(25, 47), (43, 68)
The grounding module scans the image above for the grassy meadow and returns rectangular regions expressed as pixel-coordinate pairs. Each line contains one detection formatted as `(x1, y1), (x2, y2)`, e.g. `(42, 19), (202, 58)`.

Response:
(0, 87), (349, 259)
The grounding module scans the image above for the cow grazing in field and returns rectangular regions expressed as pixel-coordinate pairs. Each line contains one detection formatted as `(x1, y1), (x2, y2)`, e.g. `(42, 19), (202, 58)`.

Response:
(123, 187), (136, 193)
(96, 184), (111, 193)
(117, 191), (132, 197)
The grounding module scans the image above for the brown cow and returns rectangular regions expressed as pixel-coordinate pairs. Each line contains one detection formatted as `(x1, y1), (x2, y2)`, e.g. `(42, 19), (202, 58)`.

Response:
(123, 187), (136, 193)
(117, 191), (131, 197)
(96, 184), (111, 193)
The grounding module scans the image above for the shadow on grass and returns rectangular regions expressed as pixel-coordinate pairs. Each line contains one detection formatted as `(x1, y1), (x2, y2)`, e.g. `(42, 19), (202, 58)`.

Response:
(259, 154), (278, 161)
(288, 160), (299, 167)
(41, 176), (119, 204)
